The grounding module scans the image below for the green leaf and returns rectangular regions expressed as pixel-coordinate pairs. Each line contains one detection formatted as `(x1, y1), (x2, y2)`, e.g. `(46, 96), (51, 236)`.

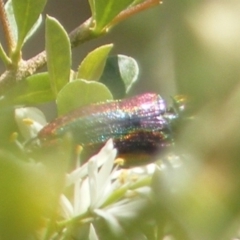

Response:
(5, 72), (54, 105)
(77, 44), (113, 80)
(12, 0), (47, 48)
(56, 79), (113, 116)
(99, 55), (139, 98)
(90, 0), (134, 32)
(88, 0), (94, 14)
(46, 16), (71, 97)
(5, 0), (42, 45)
(0, 43), (11, 66)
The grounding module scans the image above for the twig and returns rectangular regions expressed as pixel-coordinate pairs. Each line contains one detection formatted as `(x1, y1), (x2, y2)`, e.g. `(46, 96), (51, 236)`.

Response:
(68, 18), (94, 48)
(110, 0), (162, 27)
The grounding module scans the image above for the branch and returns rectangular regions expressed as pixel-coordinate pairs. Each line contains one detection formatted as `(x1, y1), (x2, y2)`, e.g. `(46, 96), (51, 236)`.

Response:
(0, 0), (162, 95)
(110, 0), (162, 27)
(0, 70), (16, 95)
(69, 18), (94, 48)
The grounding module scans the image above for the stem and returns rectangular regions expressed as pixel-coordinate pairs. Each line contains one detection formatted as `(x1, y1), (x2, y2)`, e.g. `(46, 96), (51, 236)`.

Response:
(58, 211), (91, 228)
(110, 0), (162, 27)
(26, 51), (47, 74)
(0, 0), (14, 52)
(68, 18), (94, 48)
(0, 69), (16, 95)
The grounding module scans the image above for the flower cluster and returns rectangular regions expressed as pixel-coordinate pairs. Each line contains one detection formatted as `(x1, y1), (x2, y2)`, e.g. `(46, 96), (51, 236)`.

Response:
(14, 107), (156, 240)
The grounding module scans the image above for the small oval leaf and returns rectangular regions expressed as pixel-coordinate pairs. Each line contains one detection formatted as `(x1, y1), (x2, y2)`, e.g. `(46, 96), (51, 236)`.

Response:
(57, 79), (113, 116)
(46, 16), (71, 96)
(77, 44), (114, 80)
(99, 55), (139, 98)
(12, 0), (47, 47)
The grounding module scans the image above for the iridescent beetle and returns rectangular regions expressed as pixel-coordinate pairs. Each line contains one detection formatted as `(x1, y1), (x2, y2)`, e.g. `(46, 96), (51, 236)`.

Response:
(27, 93), (187, 167)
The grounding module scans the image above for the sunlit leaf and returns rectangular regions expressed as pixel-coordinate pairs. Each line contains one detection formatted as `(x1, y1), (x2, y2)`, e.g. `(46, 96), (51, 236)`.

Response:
(12, 0), (46, 48)
(56, 79), (113, 115)
(46, 16), (71, 96)
(77, 44), (113, 80)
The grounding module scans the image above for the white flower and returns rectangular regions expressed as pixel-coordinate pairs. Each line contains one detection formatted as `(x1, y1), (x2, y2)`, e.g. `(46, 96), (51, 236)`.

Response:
(14, 107), (47, 140)
(60, 139), (156, 237)
(89, 224), (99, 240)
(61, 139), (118, 218)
